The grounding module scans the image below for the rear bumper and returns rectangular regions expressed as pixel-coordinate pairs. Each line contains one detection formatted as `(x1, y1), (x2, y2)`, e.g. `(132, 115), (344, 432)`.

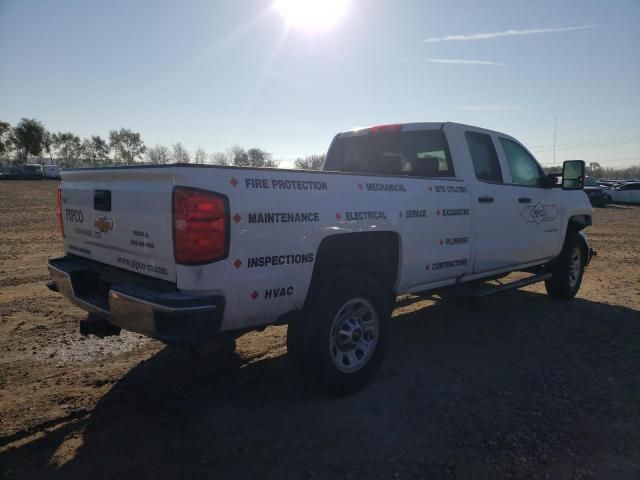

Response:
(48, 256), (224, 345)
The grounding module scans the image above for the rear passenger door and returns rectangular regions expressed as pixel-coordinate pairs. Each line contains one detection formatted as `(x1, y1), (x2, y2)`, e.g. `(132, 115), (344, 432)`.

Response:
(464, 130), (521, 272)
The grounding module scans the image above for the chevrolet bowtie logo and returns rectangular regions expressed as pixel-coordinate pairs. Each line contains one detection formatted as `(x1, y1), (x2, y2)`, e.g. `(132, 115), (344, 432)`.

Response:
(94, 217), (113, 233)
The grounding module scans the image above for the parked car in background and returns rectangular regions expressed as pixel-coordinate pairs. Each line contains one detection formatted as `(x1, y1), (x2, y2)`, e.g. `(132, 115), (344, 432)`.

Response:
(598, 180), (618, 189)
(1, 164), (47, 180)
(609, 182), (640, 204)
(43, 165), (61, 179)
(17, 164), (44, 179)
(583, 177), (610, 207)
(1, 167), (20, 179)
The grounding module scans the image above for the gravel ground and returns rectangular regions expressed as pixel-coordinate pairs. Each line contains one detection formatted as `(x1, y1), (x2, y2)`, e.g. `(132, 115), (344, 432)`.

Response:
(0, 180), (639, 479)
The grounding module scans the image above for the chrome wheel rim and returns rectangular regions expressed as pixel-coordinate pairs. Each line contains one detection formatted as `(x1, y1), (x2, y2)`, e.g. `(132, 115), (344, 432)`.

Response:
(568, 246), (582, 288)
(329, 298), (379, 373)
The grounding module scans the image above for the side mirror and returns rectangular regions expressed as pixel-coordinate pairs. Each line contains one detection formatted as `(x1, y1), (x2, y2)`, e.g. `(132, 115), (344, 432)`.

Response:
(561, 160), (585, 190)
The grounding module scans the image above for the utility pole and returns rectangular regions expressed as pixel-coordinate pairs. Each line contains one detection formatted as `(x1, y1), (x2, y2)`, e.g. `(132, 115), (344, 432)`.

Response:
(553, 115), (557, 167)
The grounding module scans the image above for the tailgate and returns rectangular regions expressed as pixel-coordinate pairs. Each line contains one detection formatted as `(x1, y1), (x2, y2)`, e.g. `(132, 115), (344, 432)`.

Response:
(60, 167), (176, 282)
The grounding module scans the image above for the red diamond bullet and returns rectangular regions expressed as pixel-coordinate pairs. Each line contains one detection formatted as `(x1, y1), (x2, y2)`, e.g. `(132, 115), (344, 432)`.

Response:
(428, 186), (433, 192)
(336, 212), (342, 220)
(437, 209), (441, 215)
(357, 183), (363, 190)
(250, 290), (259, 300)
(425, 265), (430, 270)
(233, 213), (241, 223)
(233, 259), (242, 269)
(439, 240), (443, 246)
(230, 177), (238, 187)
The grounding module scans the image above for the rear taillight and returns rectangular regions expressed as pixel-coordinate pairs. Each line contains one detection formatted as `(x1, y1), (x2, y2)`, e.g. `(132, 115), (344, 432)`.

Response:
(57, 185), (64, 237)
(172, 187), (229, 265)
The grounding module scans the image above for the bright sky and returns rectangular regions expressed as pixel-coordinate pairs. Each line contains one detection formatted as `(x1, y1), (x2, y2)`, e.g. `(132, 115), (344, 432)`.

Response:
(1, 0), (639, 168)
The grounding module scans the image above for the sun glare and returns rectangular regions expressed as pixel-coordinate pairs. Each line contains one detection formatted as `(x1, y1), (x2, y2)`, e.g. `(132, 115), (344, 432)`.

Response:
(273, 0), (350, 31)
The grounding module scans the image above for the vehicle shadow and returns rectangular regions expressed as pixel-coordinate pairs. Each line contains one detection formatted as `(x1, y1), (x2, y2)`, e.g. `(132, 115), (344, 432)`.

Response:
(3, 290), (639, 480)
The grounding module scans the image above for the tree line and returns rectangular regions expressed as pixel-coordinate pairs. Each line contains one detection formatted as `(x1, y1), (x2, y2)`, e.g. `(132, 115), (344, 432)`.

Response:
(545, 161), (640, 180)
(0, 118), (325, 170)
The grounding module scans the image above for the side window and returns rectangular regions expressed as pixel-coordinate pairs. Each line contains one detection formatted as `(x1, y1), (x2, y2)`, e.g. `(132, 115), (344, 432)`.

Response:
(324, 130), (455, 177)
(499, 138), (544, 187)
(465, 132), (503, 182)
(400, 130), (454, 177)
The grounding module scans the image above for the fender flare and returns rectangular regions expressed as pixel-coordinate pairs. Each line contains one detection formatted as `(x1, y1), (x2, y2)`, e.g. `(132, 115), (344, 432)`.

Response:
(576, 230), (595, 266)
(568, 214), (592, 230)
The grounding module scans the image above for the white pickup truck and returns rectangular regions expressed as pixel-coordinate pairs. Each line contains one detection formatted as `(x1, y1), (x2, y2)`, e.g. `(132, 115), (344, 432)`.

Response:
(49, 122), (594, 394)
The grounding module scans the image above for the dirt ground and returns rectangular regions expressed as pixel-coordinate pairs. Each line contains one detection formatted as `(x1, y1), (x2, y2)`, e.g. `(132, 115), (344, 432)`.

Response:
(0, 180), (638, 480)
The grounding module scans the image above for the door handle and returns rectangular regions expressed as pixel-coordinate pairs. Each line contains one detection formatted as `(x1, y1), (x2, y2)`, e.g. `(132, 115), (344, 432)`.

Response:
(478, 196), (494, 204)
(518, 197), (532, 204)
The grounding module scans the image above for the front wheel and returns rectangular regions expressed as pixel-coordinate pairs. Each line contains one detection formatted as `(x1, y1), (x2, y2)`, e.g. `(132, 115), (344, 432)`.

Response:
(545, 232), (585, 299)
(287, 270), (391, 395)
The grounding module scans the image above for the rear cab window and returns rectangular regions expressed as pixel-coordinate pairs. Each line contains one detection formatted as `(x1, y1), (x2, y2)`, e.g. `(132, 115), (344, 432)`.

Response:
(324, 128), (455, 178)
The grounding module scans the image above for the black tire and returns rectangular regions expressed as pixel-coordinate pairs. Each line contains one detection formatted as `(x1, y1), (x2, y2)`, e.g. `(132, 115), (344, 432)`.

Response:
(287, 270), (391, 395)
(545, 230), (586, 300)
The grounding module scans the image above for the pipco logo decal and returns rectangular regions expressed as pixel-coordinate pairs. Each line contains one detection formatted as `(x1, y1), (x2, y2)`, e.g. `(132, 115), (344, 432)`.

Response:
(521, 203), (558, 225)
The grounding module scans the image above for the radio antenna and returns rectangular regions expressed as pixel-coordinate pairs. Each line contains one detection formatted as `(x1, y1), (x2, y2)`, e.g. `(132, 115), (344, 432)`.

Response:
(553, 115), (557, 167)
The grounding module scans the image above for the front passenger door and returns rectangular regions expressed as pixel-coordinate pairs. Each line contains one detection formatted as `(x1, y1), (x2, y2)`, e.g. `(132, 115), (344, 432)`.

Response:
(496, 138), (563, 263)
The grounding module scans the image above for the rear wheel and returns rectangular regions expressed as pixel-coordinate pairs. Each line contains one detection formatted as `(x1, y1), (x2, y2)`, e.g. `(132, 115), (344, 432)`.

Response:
(287, 270), (390, 395)
(545, 231), (585, 299)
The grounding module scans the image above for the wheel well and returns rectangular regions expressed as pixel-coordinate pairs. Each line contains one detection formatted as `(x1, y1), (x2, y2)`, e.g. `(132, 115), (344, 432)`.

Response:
(568, 214), (592, 231)
(576, 231), (590, 265)
(306, 232), (400, 306)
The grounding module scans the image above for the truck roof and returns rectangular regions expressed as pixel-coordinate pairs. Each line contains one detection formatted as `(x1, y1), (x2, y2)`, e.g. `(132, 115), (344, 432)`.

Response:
(335, 121), (501, 139)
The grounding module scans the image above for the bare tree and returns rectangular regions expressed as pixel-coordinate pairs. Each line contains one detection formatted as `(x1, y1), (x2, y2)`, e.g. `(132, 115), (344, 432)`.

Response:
(194, 147), (207, 164)
(248, 148), (279, 168)
(171, 142), (190, 163)
(588, 162), (603, 177)
(227, 144), (246, 166)
(209, 151), (230, 166)
(145, 145), (171, 164)
(229, 146), (279, 168)
(294, 153), (325, 170)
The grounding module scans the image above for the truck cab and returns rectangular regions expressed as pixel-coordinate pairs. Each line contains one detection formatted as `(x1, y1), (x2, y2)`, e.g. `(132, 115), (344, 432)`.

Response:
(324, 122), (590, 287)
